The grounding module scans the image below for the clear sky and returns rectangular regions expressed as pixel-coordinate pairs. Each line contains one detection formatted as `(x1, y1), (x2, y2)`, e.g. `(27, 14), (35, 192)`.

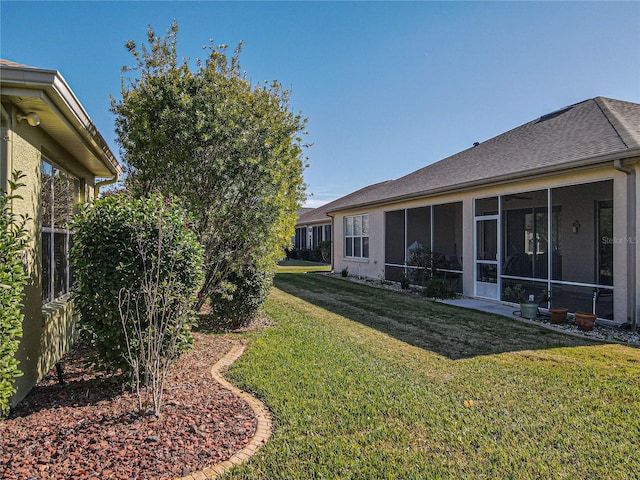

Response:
(2, 1), (639, 207)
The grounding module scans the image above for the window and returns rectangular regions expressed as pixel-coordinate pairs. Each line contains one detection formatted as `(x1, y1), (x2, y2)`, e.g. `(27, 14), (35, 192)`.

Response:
(312, 225), (323, 250)
(344, 214), (369, 259)
(294, 227), (306, 250)
(42, 160), (79, 304)
(324, 224), (332, 244)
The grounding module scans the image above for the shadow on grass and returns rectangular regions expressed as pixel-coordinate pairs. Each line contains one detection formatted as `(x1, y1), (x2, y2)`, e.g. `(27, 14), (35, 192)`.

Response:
(274, 273), (600, 360)
(194, 312), (273, 335)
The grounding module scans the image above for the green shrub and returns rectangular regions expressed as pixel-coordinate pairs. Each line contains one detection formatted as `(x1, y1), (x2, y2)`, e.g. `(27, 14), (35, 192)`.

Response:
(400, 272), (411, 290)
(0, 171), (30, 417)
(208, 264), (273, 330)
(422, 277), (456, 299)
(341, 267), (349, 277)
(70, 195), (203, 373)
(318, 241), (331, 264)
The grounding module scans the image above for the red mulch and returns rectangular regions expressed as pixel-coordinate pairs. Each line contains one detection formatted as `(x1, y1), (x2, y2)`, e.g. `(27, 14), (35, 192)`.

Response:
(0, 333), (257, 479)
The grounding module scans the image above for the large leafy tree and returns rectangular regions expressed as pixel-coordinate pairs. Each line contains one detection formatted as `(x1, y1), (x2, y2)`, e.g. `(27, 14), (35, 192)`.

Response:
(112, 22), (307, 310)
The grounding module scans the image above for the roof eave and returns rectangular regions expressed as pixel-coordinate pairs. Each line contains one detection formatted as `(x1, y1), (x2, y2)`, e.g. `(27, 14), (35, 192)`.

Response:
(0, 64), (122, 177)
(49, 73), (123, 177)
(295, 218), (332, 227)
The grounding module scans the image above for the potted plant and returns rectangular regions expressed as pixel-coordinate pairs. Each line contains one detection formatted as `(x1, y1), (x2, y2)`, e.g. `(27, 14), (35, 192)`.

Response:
(503, 285), (544, 320)
(575, 312), (596, 331)
(503, 284), (526, 303)
(549, 307), (569, 324)
(519, 296), (539, 320)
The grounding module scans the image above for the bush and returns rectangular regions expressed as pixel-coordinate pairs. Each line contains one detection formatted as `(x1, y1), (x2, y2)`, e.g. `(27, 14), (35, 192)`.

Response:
(71, 195), (203, 374)
(208, 265), (273, 330)
(422, 278), (456, 299)
(318, 241), (331, 264)
(400, 272), (411, 290)
(0, 172), (30, 417)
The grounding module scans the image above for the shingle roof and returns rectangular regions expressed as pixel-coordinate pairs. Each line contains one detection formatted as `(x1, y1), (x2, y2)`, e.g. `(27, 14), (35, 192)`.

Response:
(328, 97), (640, 213)
(296, 207), (314, 217)
(297, 180), (393, 225)
(0, 59), (34, 68)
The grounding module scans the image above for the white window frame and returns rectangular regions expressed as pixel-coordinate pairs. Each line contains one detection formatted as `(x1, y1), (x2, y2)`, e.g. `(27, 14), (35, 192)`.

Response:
(344, 214), (369, 259)
(41, 159), (79, 305)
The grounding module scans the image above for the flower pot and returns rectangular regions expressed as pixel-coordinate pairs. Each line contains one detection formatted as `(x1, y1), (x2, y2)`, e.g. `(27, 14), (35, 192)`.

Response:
(549, 307), (568, 324)
(520, 302), (539, 320)
(575, 312), (596, 331)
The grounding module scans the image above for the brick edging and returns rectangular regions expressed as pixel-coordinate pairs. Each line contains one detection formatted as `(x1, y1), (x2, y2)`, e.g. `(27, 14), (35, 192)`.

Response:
(179, 343), (272, 479)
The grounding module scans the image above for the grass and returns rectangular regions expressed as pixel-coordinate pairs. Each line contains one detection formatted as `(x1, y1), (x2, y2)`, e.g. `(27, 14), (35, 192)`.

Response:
(223, 274), (640, 479)
(276, 259), (332, 273)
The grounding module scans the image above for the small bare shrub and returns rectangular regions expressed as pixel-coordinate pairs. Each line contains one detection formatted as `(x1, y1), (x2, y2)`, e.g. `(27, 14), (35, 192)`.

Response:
(119, 218), (200, 415)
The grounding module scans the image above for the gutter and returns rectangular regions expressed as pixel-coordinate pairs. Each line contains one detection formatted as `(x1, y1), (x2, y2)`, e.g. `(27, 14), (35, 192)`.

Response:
(48, 73), (122, 178)
(93, 175), (119, 198)
(331, 214), (335, 273)
(0, 104), (10, 193)
(614, 158), (637, 330)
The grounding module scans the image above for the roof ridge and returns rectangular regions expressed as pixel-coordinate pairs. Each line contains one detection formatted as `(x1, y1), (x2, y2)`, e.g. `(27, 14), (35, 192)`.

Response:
(594, 97), (639, 149)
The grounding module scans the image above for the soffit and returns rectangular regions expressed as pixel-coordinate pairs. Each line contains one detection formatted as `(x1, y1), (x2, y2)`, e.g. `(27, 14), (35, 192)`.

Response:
(1, 63), (121, 178)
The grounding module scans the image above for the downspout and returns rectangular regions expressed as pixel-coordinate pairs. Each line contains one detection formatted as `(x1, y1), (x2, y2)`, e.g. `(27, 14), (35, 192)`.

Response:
(0, 104), (11, 193)
(93, 175), (118, 198)
(328, 213), (335, 273)
(614, 158), (637, 329)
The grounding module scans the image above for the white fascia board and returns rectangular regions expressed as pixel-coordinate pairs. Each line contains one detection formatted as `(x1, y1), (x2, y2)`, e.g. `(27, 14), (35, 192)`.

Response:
(48, 72), (122, 176)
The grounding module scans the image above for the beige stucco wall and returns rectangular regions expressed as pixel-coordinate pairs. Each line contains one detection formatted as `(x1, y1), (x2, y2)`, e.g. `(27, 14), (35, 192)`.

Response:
(333, 163), (638, 324)
(633, 162), (640, 325)
(2, 102), (94, 407)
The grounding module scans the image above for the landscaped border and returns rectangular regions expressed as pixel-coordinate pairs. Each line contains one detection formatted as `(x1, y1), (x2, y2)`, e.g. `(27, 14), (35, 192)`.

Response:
(179, 343), (272, 480)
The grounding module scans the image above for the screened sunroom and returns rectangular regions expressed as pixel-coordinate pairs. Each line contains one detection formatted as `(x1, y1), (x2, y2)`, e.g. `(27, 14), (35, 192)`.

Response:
(475, 179), (614, 319)
(385, 201), (463, 293)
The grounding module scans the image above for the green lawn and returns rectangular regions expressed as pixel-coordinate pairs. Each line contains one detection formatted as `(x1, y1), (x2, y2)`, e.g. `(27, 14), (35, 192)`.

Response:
(223, 274), (640, 479)
(276, 259), (332, 273)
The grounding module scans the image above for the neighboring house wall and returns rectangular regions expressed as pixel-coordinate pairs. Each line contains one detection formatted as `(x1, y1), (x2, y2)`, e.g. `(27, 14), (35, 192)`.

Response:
(2, 102), (96, 406)
(1, 59), (121, 407)
(334, 165), (638, 324)
(635, 163), (640, 326)
(293, 222), (331, 250)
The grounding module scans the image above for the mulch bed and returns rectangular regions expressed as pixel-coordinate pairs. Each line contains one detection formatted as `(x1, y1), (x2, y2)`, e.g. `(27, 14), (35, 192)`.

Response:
(0, 332), (257, 479)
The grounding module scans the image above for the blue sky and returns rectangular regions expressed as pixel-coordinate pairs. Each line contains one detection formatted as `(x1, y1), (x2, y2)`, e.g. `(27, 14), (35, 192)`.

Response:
(2, 1), (639, 207)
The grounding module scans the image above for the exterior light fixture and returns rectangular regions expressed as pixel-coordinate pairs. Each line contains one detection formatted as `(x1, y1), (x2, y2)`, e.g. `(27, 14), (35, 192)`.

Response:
(572, 220), (581, 234)
(16, 112), (41, 127)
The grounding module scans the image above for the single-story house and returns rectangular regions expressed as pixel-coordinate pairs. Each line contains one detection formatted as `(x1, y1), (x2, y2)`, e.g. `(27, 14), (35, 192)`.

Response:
(292, 207), (316, 250)
(294, 181), (392, 264)
(327, 97), (639, 327)
(1, 59), (123, 406)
